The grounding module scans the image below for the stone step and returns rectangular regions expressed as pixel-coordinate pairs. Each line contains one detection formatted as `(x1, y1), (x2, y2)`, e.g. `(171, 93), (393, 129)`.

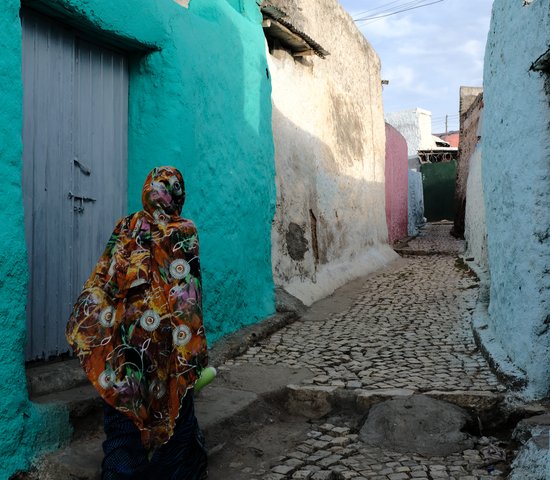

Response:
(32, 384), (102, 420)
(31, 434), (104, 480)
(26, 358), (88, 397)
(25, 363), (312, 479)
(27, 386), (260, 480)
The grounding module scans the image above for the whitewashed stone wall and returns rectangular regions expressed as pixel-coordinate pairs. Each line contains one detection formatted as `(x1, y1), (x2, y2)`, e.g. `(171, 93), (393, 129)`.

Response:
(479, 0), (550, 399)
(268, 0), (397, 306)
(464, 148), (488, 273)
(386, 108), (434, 156)
(408, 170), (425, 237)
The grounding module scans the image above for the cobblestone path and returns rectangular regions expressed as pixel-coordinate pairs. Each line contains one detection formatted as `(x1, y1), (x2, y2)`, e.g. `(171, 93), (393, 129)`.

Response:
(229, 255), (499, 393)
(221, 224), (508, 480)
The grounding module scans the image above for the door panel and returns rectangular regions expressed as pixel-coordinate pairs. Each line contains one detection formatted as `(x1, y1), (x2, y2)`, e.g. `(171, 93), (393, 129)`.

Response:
(22, 10), (128, 360)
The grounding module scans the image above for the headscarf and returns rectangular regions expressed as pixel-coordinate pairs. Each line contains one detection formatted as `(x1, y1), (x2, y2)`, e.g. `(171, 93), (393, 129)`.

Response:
(66, 166), (208, 449)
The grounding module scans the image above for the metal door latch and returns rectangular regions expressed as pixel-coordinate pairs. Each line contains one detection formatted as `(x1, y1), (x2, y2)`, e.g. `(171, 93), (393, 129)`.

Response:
(69, 191), (96, 214)
(68, 192), (96, 202)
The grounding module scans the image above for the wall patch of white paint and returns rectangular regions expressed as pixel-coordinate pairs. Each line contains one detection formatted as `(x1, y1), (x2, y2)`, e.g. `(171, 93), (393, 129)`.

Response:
(408, 170), (425, 236)
(386, 108), (435, 156)
(464, 146), (488, 273)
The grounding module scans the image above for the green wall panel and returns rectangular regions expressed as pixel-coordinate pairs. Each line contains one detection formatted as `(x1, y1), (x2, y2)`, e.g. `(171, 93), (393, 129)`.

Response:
(421, 160), (457, 222)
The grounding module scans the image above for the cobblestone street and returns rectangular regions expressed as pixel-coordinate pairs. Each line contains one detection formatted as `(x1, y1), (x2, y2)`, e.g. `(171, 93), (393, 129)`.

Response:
(209, 224), (511, 480)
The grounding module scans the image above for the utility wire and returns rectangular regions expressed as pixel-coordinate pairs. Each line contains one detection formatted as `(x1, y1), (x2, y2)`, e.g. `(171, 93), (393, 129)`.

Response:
(355, 0), (444, 23)
(353, 0), (427, 19)
(353, 0), (406, 17)
(354, 0), (444, 24)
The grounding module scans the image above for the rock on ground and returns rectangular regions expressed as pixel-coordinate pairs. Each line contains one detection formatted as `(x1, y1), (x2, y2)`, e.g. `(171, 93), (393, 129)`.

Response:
(359, 395), (475, 456)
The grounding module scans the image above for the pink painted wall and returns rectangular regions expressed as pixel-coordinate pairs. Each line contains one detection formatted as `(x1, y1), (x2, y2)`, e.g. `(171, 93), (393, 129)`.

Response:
(385, 123), (409, 244)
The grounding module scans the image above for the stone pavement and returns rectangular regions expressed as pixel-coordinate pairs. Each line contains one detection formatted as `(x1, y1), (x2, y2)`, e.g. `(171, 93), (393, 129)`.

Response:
(395, 222), (464, 256)
(216, 223), (510, 480)
(264, 423), (506, 480)
(21, 224), (515, 480)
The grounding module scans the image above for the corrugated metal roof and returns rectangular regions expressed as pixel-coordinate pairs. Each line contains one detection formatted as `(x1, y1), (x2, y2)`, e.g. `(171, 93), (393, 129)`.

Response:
(261, 3), (329, 59)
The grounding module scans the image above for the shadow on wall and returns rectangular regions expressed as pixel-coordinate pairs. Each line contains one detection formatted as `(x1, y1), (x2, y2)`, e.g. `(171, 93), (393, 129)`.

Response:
(270, 104), (397, 306)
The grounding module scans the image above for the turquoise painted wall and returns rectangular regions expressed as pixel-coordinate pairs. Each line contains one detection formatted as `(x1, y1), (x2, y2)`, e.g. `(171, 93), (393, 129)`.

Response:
(0, 0), (275, 476)
(482, 0), (550, 399)
(0, 3), (73, 476)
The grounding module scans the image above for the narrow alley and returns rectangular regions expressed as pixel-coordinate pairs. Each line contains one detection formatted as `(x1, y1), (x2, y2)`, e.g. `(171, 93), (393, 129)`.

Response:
(3, 1), (549, 479)
(202, 224), (520, 480)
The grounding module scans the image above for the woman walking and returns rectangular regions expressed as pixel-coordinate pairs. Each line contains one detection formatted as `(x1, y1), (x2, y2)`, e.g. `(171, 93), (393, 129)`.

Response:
(66, 166), (208, 479)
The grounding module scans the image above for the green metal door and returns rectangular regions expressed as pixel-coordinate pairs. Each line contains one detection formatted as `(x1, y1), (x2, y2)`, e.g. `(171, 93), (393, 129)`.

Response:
(420, 160), (457, 222)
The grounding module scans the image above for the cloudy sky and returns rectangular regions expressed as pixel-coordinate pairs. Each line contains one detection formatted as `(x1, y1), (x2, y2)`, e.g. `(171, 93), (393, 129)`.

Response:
(339, 0), (493, 133)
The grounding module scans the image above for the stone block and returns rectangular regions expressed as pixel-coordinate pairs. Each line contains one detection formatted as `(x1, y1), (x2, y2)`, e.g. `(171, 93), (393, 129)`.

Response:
(424, 390), (502, 412)
(286, 385), (337, 418)
(356, 389), (415, 411)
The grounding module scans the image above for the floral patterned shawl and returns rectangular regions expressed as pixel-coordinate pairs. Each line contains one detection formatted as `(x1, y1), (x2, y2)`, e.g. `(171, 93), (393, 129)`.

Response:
(66, 166), (208, 449)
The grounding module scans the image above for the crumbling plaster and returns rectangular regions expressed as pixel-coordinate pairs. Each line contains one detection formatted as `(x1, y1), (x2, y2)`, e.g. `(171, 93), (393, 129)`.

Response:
(268, 0), (397, 306)
(454, 89), (483, 238)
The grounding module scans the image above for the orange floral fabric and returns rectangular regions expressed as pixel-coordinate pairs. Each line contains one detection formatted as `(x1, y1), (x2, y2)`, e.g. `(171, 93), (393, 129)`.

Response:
(66, 166), (208, 449)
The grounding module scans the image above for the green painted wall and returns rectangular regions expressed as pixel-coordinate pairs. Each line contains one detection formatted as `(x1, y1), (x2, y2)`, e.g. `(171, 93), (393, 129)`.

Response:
(420, 160), (457, 222)
(0, 0), (275, 476)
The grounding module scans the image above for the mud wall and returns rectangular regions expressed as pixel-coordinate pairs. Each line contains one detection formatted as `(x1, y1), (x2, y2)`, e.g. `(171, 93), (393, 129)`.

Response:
(453, 89), (483, 238)
(268, 0), (397, 305)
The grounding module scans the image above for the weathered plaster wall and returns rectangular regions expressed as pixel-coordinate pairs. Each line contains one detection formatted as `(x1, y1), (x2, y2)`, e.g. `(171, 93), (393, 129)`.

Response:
(509, 425), (550, 480)
(481, 0), (550, 398)
(268, 0), (397, 305)
(386, 108), (434, 156)
(453, 91), (483, 238)
(0, 0), (275, 476)
(464, 146), (488, 272)
(459, 86), (484, 117)
(385, 123), (409, 244)
(408, 170), (425, 236)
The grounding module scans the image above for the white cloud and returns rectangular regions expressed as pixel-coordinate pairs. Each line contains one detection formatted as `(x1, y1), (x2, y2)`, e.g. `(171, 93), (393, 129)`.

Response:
(458, 39), (485, 58)
(357, 16), (414, 39)
(340, 0), (493, 122)
(382, 65), (416, 90)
